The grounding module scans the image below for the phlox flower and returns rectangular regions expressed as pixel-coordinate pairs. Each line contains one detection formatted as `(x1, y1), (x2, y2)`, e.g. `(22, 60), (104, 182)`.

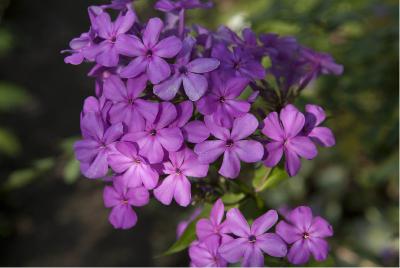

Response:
(303, 104), (336, 147)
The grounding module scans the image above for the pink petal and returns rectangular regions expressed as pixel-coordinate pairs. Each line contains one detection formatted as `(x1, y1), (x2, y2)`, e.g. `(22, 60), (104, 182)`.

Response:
(138, 137), (164, 164)
(287, 239), (310, 265)
(114, 10), (136, 35)
(287, 206), (313, 232)
(153, 75), (182, 101)
(143, 17), (163, 48)
(224, 77), (249, 99)
(81, 149), (109, 179)
(96, 43), (119, 67)
(182, 73), (208, 101)
(182, 120), (210, 143)
(103, 123), (123, 144)
(153, 36), (182, 58)
(262, 112), (284, 141)
(195, 219), (215, 241)
(135, 99), (159, 123)
(187, 58), (220, 73)
(219, 150), (241, 179)
(264, 141), (284, 167)
(196, 94), (219, 115)
(305, 104), (326, 126)
(309, 127), (336, 147)
(242, 245), (264, 267)
(194, 140), (226, 164)
(231, 113), (259, 141)
(275, 220), (302, 244)
(120, 56), (147, 78)
(280, 104), (305, 138)
(154, 174), (177, 205)
(225, 208), (250, 237)
(171, 101), (193, 128)
(218, 237), (248, 263)
(256, 233), (287, 257)
(234, 140), (264, 163)
(284, 148), (301, 177)
(287, 136), (318, 160)
(210, 198), (224, 225)
(147, 56), (171, 84)
(250, 210), (278, 236)
(109, 204), (137, 229)
(157, 127), (183, 152)
(174, 175), (191, 207)
(115, 34), (146, 57)
(95, 12), (113, 39)
(204, 115), (230, 140)
(307, 237), (329, 262)
(126, 74), (147, 99)
(309, 216), (333, 238)
(103, 185), (121, 208)
(126, 186), (149, 207)
(74, 139), (100, 163)
(155, 102), (177, 128)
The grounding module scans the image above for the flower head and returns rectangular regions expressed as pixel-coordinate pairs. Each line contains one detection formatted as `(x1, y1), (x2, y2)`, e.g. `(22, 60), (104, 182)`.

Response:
(154, 37), (220, 101)
(123, 102), (184, 164)
(154, 147), (209, 206)
(103, 176), (149, 229)
(196, 198), (229, 242)
(195, 114), (264, 178)
(74, 113), (123, 179)
(197, 73), (250, 128)
(219, 208), (287, 267)
(262, 104), (318, 176)
(108, 141), (160, 189)
(120, 17), (182, 84)
(276, 206), (333, 265)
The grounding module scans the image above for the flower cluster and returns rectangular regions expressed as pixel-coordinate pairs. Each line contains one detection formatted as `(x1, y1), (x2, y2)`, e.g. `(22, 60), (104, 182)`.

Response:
(188, 200), (333, 267)
(64, 0), (342, 265)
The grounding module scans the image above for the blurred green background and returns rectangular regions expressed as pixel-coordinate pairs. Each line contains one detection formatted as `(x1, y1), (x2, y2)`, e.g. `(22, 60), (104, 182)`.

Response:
(0, 0), (398, 266)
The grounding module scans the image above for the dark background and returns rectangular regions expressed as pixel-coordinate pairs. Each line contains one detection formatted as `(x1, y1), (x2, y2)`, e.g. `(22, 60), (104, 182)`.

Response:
(0, 0), (398, 266)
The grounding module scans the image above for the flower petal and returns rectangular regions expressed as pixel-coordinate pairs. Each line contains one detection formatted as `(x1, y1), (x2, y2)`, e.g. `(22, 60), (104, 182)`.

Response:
(235, 140), (264, 163)
(309, 127), (336, 147)
(154, 174), (177, 205)
(96, 43), (119, 67)
(264, 141), (284, 167)
(153, 75), (182, 101)
(109, 204), (137, 229)
(187, 58), (220, 73)
(143, 17), (163, 48)
(309, 216), (333, 238)
(275, 220), (302, 244)
(219, 150), (241, 179)
(287, 206), (313, 232)
(287, 136), (318, 160)
(153, 36), (182, 58)
(284, 148), (301, 177)
(242, 245), (264, 267)
(231, 113), (259, 141)
(103, 185), (120, 208)
(126, 186), (149, 207)
(171, 101), (193, 128)
(138, 137), (164, 164)
(218, 237), (248, 263)
(115, 34), (146, 57)
(135, 99), (160, 123)
(182, 120), (210, 143)
(174, 175), (191, 207)
(210, 198), (224, 225)
(104, 75), (127, 101)
(182, 73), (208, 101)
(256, 233), (287, 257)
(81, 149), (109, 179)
(251, 210), (278, 236)
(224, 77), (249, 99)
(262, 112), (284, 141)
(147, 56), (171, 84)
(196, 94), (219, 115)
(155, 102), (177, 128)
(280, 104), (305, 138)
(305, 104), (326, 127)
(120, 56), (148, 78)
(204, 115), (230, 140)
(287, 239), (310, 265)
(194, 140), (226, 164)
(157, 127), (184, 152)
(225, 208), (250, 237)
(126, 74), (147, 99)
(307, 237), (329, 262)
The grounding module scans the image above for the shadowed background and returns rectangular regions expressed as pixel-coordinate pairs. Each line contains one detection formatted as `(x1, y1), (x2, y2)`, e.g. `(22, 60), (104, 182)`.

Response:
(0, 0), (398, 266)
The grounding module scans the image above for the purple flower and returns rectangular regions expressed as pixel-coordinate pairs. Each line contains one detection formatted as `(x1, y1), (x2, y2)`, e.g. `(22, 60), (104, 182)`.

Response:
(63, 31), (95, 65)
(219, 208), (287, 267)
(212, 44), (266, 80)
(196, 198), (229, 242)
(303, 104), (336, 147)
(154, 38), (220, 101)
(108, 141), (160, 189)
(89, 9), (136, 67)
(155, 0), (213, 13)
(276, 206), (333, 265)
(120, 18), (182, 84)
(302, 47), (344, 76)
(103, 176), (149, 229)
(123, 102), (183, 164)
(189, 236), (228, 267)
(170, 101), (210, 143)
(103, 74), (159, 123)
(194, 114), (264, 179)
(74, 113), (123, 179)
(262, 104), (317, 177)
(197, 74), (250, 128)
(154, 147), (209, 207)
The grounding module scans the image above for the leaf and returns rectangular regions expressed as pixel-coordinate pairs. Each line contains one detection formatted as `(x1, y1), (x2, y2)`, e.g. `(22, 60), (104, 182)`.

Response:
(3, 169), (37, 191)
(253, 166), (289, 192)
(63, 158), (80, 184)
(0, 82), (31, 112)
(162, 203), (212, 256)
(221, 192), (246, 205)
(0, 128), (21, 157)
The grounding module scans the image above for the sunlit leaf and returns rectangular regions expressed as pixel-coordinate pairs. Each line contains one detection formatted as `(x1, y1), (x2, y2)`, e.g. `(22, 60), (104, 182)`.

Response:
(63, 158), (80, 184)
(253, 166), (289, 192)
(0, 128), (21, 156)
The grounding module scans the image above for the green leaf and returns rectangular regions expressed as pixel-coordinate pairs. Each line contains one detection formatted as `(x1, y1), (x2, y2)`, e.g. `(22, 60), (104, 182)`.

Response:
(0, 128), (21, 157)
(221, 192), (245, 205)
(0, 82), (31, 112)
(63, 158), (80, 184)
(253, 166), (289, 192)
(162, 203), (212, 256)
(3, 169), (37, 191)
